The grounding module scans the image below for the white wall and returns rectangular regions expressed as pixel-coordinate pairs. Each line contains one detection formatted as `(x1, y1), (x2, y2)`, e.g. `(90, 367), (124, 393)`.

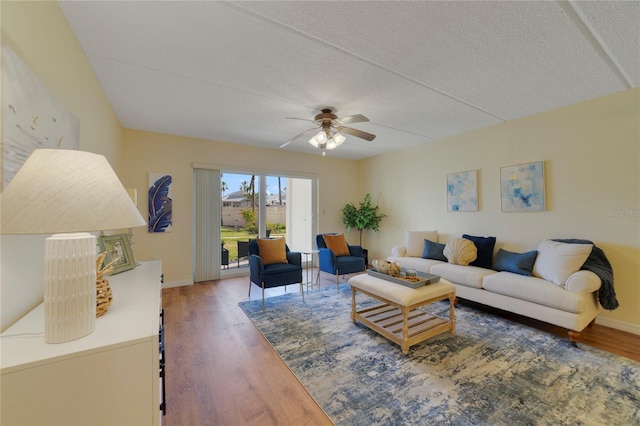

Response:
(359, 88), (640, 331)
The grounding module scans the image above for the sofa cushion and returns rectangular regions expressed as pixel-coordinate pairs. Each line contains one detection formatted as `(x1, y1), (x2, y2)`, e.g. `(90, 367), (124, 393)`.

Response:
(532, 240), (592, 287)
(405, 230), (438, 257)
(431, 263), (496, 289)
(462, 234), (496, 269)
(387, 256), (445, 274)
(257, 238), (288, 265)
(444, 238), (477, 266)
(482, 272), (587, 313)
(423, 239), (447, 261)
(493, 249), (538, 276)
(323, 233), (350, 256)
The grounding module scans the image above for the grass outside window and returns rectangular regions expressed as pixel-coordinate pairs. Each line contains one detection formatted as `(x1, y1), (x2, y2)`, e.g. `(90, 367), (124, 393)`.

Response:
(221, 227), (285, 261)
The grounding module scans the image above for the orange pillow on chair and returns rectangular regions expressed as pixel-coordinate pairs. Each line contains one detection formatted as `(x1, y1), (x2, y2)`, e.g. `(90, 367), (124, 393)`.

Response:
(323, 233), (351, 256)
(257, 238), (288, 265)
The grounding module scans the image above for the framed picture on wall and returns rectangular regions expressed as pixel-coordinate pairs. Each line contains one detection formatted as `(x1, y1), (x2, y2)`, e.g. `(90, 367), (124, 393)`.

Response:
(148, 173), (173, 233)
(500, 161), (546, 212)
(1, 45), (79, 189)
(447, 170), (478, 212)
(98, 233), (136, 274)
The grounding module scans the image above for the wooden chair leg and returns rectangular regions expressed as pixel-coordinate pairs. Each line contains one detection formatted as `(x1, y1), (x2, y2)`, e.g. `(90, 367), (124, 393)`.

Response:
(568, 330), (580, 347)
(261, 283), (265, 310)
(248, 279), (252, 297)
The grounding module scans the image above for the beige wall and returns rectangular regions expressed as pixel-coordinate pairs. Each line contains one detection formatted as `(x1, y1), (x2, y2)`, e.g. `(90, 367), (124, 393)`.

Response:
(121, 129), (362, 286)
(2, 2), (637, 335)
(359, 88), (640, 331)
(1, 1), (122, 166)
(1, 1), (124, 330)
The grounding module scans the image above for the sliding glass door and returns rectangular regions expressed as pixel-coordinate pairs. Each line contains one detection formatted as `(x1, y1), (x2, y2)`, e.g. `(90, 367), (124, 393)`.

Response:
(220, 171), (316, 277)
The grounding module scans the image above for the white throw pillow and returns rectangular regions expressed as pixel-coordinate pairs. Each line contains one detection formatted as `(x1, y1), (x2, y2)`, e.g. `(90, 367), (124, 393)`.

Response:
(532, 240), (592, 287)
(405, 230), (438, 257)
(443, 238), (477, 266)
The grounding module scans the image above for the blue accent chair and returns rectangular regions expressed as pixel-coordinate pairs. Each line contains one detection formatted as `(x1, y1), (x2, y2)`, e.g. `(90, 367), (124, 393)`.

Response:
(248, 238), (303, 308)
(316, 233), (366, 289)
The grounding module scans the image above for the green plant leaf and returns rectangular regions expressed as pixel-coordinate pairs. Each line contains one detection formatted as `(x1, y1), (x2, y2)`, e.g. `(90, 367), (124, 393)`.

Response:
(340, 193), (386, 246)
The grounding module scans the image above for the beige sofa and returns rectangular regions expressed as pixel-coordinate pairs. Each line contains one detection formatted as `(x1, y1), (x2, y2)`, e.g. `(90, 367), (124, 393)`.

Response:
(387, 231), (603, 345)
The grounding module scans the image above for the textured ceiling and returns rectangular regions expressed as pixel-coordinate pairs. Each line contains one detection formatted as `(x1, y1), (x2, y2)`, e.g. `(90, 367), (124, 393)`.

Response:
(58, 1), (639, 160)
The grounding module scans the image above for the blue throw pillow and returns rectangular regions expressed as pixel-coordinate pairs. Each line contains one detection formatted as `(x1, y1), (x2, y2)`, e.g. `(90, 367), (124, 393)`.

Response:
(494, 249), (538, 276)
(462, 234), (496, 269)
(422, 239), (447, 261)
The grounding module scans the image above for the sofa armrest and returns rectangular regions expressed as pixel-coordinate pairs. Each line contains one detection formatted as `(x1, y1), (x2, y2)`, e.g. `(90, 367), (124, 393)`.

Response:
(318, 247), (335, 263)
(287, 251), (302, 266)
(348, 244), (364, 257)
(391, 245), (407, 257)
(249, 254), (264, 283)
(565, 270), (601, 294)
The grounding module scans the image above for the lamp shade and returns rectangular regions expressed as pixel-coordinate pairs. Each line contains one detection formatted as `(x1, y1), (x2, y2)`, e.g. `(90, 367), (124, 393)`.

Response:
(1, 149), (146, 234)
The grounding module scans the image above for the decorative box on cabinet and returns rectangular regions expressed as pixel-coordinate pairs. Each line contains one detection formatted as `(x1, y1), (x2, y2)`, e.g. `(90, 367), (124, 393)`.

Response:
(1, 261), (164, 426)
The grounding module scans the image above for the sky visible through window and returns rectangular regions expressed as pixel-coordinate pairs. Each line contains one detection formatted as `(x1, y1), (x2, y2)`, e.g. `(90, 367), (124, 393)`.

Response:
(221, 173), (286, 196)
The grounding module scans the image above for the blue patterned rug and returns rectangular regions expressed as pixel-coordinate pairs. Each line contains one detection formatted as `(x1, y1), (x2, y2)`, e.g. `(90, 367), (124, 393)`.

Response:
(239, 283), (639, 425)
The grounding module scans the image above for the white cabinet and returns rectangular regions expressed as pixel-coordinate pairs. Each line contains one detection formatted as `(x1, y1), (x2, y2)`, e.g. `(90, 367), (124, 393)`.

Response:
(1, 261), (163, 426)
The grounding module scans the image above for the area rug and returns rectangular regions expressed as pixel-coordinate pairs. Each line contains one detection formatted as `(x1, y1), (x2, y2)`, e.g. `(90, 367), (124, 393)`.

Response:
(239, 284), (639, 425)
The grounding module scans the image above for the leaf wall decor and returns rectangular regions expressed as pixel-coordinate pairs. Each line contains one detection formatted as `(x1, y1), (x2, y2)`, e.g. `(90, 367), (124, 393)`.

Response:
(148, 173), (173, 232)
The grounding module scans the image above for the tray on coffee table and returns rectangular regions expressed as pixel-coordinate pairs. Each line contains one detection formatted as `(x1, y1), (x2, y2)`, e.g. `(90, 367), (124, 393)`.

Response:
(366, 269), (440, 288)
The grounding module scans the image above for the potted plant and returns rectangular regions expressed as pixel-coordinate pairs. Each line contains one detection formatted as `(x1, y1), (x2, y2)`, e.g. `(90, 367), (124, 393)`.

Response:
(341, 193), (386, 265)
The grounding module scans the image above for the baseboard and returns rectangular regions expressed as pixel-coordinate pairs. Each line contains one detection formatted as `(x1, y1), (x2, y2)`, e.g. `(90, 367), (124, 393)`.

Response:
(596, 316), (640, 335)
(163, 279), (194, 289)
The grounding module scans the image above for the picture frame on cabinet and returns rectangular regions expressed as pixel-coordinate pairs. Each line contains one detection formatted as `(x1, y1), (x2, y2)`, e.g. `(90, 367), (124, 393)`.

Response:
(98, 233), (136, 274)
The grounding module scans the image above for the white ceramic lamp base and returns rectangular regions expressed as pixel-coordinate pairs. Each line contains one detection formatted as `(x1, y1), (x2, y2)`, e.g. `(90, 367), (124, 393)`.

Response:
(44, 233), (97, 343)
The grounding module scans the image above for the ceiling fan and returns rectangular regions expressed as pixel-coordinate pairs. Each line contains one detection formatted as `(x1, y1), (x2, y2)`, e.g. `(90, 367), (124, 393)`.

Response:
(280, 108), (376, 154)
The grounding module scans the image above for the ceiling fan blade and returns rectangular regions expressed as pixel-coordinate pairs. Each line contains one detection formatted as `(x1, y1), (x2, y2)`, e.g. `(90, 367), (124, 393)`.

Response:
(338, 114), (369, 124)
(285, 117), (317, 123)
(280, 127), (319, 148)
(338, 126), (376, 141)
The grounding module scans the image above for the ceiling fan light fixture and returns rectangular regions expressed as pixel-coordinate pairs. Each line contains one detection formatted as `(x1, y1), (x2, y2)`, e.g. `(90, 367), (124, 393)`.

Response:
(290, 108), (374, 153)
(308, 130), (328, 148)
(325, 138), (337, 150)
(333, 132), (346, 146)
(324, 131), (345, 150)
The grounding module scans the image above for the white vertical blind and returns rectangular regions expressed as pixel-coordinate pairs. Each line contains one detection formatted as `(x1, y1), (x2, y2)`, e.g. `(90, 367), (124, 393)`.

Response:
(194, 168), (221, 282)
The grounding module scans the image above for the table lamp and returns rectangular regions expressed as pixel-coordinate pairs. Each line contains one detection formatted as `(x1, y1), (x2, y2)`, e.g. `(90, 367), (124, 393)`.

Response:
(0, 149), (146, 343)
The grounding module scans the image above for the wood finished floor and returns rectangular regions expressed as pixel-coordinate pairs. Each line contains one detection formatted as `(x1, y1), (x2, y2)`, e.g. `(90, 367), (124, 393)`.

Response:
(162, 270), (640, 426)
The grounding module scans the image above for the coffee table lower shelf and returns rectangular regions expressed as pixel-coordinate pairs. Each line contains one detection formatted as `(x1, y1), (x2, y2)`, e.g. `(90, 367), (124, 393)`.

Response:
(353, 303), (453, 354)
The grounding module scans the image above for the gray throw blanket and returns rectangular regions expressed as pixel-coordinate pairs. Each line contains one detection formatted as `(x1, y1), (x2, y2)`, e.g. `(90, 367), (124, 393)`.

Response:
(553, 239), (619, 310)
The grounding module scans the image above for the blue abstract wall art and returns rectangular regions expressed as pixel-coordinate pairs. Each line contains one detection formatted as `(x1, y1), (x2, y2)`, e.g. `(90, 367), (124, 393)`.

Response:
(500, 161), (546, 212)
(447, 170), (478, 212)
(148, 173), (173, 232)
